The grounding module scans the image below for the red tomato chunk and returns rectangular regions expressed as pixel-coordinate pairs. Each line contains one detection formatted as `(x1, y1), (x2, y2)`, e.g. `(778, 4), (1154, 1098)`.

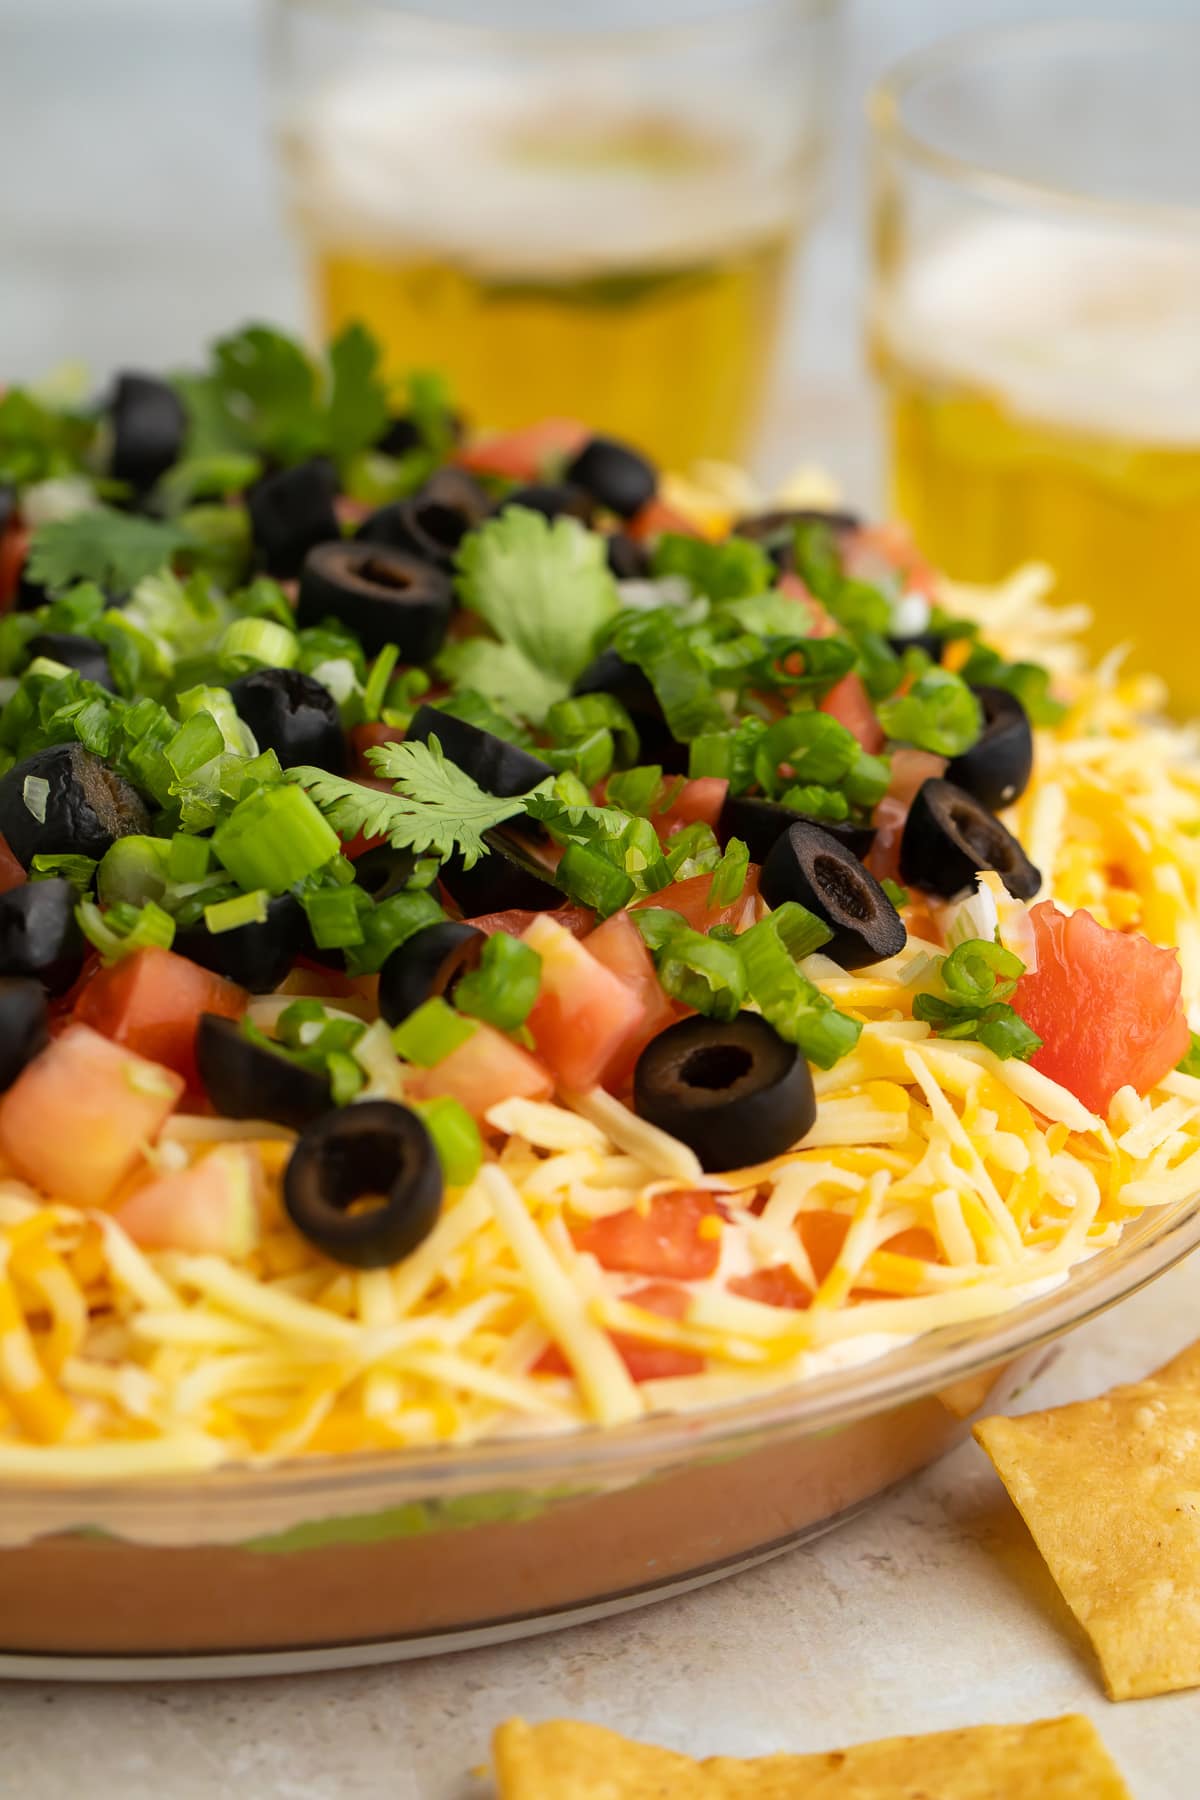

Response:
(573, 1189), (723, 1281)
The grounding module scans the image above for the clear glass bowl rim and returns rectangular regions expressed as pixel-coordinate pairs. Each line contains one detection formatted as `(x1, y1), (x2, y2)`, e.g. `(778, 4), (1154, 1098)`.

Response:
(869, 18), (1200, 235)
(7, 1188), (1200, 1513)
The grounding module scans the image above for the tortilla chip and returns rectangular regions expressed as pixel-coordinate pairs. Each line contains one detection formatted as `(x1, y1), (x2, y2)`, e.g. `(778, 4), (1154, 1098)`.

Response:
(492, 1713), (1129, 1797)
(975, 1337), (1200, 1700)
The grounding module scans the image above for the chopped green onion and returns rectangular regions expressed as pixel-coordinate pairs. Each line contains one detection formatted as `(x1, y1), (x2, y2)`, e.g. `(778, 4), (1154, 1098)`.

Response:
(76, 898), (175, 963)
(911, 937), (1040, 1061)
(96, 836), (171, 907)
(1177, 1033), (1200, 1078)
(650, 533), (773, 602)
(165, 709), (224, 779)
(881, 878), (910, 910)
(326, 1050), (366, 1106)
(687, 716), (767, 793)
(343, 889), (446, 977)
(877, 668), (982, 758)
(664, 821), (721, 881)
(544, 725), (614, 788)
(655, 924), (747, 1021)
(29, 851), (97, 893)
(941, 938), (1024, 1004)
(708, 837), (749, 908)
(609, 609), (724, 742)
(167, 832), (212, 883)
(769, 899), (834, 961)
(212, 783), (340, 894)
(203, 889), (270, 934)
(392, 997), (477, 1068)
(218, 616), (298, 673)
(454, 932), (542, 1034)
(362, 643), (400, 723)
(738, 912), (859, 1067)
(629, 907), (685, 953)
(301, 884), (367, 949)
(22, 775), (49, 823)
(754, 712), (858, 797)
(415, 1095), (483, 1187)
(546, 692), (639, 768)
(605, 764), (667, 817)
(556, 840), (637, 917)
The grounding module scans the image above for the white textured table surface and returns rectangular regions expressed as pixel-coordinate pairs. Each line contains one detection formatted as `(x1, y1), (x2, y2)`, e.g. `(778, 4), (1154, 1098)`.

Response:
(2, 1259), (1199, 1797)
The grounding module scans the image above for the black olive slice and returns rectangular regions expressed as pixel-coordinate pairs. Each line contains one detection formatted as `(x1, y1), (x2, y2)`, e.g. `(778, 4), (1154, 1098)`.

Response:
(733, 506), (861, 570)
(900, 778), (1041, 900)
(228, 666), (346, 773)
(438, 832), (563, 916)
(108, 373), (187, 491)
(356, 468), (490, 570)
(633, 1012), (816, 1172)
(718, 793), (876, 865)
(563, 434), (657, 519)
(196, 1013), (332, 1133)
(378, 920), (485, 1027)
(0, 880), (85, 995)
(0, 484), (14, 534)
(405, 704), (554, 798)
(176, 893), (307, 992)
(25, 632), (116, 691)
(888, 630), (946, 665)
(375, 412), (464, 458)
(283, 1100), (442, 1269)
(0, 977), (48, 1090)
(946, 685), (1034, 813)
(248, 458), (341, 579)
(0, 743), (150, 868)
(606, 531), (649, 580)
(297, 543), (453, 661)
(352, 843), (419, 902)
(495, 483), (594, 524)
(760, 822), (906, 969)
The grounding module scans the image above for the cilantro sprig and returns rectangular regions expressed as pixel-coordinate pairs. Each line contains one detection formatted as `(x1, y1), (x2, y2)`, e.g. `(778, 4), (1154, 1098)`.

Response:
(25, 508), (193, 594)
(288, 735), (528, 868)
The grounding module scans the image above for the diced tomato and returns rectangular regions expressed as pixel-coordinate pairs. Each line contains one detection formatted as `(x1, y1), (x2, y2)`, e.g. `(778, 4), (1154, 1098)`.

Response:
(625, 497), (702, 542)
(729, 1265), (813, 1309)
(0, 522), (28, 612)
(574, 1189), (723, 1281)
(113, 1146), (261, 1255)
(582, 911), (674, 1081)
(820, 671), (885, 755)
(778, 572), (831, 633)
(455, 418), (588, 482)
(521, 914), (645, 1092)
(1014, 903), (1191, 1115)
(635, 867), (760, 936)
(536, 1282), (701, 1382)
(652, 776), (729, 844)
(0, 1024), (184, 1206)
(0, 832), (26, 894)
(405, 1019), (552, 1120)
(468, 904), (594, 940)
(73, 947), (246, 1091)
(865, 748), (948, 884)
(350, 721), (405, 775)
(842, 523), (937, 598)
(796, 1210), (851, 1285)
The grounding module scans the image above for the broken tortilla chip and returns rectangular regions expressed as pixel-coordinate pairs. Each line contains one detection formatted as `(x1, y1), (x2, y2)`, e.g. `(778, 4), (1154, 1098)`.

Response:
(975, 1336), (1200, 1701)
(492, 1713), (1129, 1797)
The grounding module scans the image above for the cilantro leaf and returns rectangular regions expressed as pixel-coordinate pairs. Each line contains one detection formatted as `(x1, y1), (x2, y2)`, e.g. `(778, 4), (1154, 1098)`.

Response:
(0, 388), (94, 487)
(1177, 1032), (1200, 1078)
(650, 533), (774, 602)
(211, 325), (323, 463)
(436, 636), (568, 729)
(26, 507), (191, 593)
(288, 735), (527, 868)
(326, 323), (391, 464)
(453, 507), (619, 723)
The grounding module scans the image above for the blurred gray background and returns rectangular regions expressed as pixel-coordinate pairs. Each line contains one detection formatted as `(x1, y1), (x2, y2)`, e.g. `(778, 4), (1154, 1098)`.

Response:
(0, 0), (1193, 503)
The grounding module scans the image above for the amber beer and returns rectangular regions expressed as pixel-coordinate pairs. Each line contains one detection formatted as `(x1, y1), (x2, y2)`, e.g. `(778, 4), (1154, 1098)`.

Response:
(278, 56), (825, 469)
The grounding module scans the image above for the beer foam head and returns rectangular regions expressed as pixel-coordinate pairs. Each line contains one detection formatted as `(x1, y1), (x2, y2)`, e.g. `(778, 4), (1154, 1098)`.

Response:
(876, 217), (1200, 443)
(283, 65), (814, 277)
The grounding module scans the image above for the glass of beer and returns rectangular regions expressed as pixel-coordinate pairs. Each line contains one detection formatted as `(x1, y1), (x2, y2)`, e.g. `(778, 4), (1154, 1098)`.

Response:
(869, 22), (1200, 711)
(267, 0), (840, 470)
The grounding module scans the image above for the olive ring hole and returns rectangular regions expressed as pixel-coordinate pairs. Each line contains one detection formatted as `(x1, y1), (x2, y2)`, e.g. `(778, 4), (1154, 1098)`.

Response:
(359, 556), (415, 593)
(679, 1043), (755, 1091)
(812, 852), (873, 922)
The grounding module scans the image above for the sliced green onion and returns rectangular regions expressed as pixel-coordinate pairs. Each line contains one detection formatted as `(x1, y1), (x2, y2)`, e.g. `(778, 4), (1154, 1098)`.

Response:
(218, 616), (298, 673)
(605, 764), (666, 817)
(843, 749), (891, 810)
(664, 821), (721, 881)
(546, 693), (639, 768)
(415, 1095), (483, 1188)
(708, 838), (749, 910)
(454, 933), (542, 1034)
(877, 668), (982, 758)
(96, 836), (171, 907)
(778, 783), (850, 821)
(556, 841), (636, 917)
(344, 889), (447, 978)
(610, 609), (724, 742)
(629, 907), (684, 953)
(212, 783), (340, 894)
(167, 832), (212, 884)
(1179, 1032), (1200, 1079)
(204, 889), (270, 934)
(29, 852), (97, 893)
(392, 997), (477, 1068)
(301, 884), (367, 950)
(754, 712), (857, 797)
(362, 643), (401, 723)
(544, 725), (614, 788)
(881, 878), (909, 910)
(738, 913), (859, 1068)
(21, 775), (49, 824)
(166, 709), (224, 780)
(687, 717), (766, 793)
(655, 925), (747, 1021)
(942, 938), (1024, 1004)
(650, 532), (773, 602)
(76, 897), (175, 963)
(327, 1050), (366, 1107)
(770, 900), (833, 961)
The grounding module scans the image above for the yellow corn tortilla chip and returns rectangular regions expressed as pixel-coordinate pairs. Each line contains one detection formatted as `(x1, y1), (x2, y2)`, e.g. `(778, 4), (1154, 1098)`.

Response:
(492, 1713), (1129, 1797)
(975, 1336), (1200, 1700)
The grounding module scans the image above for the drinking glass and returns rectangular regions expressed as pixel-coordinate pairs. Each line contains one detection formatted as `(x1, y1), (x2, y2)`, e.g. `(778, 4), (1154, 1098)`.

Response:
(267, 0), (840, 469)
(869, 21), (1200, 711)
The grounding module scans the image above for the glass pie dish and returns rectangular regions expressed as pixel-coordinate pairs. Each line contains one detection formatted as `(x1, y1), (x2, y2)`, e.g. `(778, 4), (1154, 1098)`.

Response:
(2, 1188), (1197, 1679)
